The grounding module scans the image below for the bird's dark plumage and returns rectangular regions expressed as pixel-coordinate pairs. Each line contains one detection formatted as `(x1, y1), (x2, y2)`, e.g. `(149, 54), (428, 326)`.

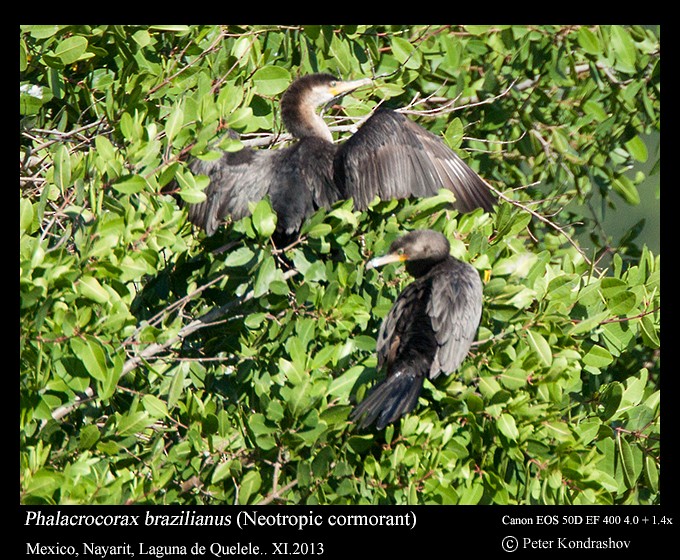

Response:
(182, 74), (495, 241)
(335, 109), (494, 213)
(350, 229), (483, 430)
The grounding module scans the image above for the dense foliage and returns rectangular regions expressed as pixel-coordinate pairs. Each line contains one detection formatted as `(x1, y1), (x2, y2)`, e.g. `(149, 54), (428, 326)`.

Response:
(20, 25), (660, 505)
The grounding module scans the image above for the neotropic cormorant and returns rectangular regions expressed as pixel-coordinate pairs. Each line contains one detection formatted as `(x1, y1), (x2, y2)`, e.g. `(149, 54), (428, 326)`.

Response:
(183, 74), (495, 242)
(350, 229), (483, 430)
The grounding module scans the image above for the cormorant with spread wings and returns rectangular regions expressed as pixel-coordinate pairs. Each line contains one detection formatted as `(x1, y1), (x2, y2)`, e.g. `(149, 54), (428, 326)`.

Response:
(183, 74), (495, 243)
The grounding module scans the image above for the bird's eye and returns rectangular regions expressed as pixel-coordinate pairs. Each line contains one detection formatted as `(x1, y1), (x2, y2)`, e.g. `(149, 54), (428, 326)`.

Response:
(329, 81), (337, 88)
(397, 247), (405, 256)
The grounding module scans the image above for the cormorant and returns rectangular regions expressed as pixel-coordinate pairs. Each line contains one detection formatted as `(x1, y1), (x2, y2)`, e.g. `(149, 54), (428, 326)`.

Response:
(350, 229), (483, 430)
(183, 74), (495, 243)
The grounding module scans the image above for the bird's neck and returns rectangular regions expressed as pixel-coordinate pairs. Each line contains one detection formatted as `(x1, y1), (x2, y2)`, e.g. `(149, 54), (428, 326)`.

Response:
(282, 102), (333, 142)
(406, 257), (449, 278)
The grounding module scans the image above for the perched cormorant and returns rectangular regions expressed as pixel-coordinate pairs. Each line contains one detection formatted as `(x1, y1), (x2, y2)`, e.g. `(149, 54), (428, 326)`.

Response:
(350, 229), (483, 430)
(183, 74), (495, 242)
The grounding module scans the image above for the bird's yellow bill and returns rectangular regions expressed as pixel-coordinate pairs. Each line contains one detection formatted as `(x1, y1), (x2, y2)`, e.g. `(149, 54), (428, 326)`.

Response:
(366, 253), (408, 270)
(329, 77), (373, 97)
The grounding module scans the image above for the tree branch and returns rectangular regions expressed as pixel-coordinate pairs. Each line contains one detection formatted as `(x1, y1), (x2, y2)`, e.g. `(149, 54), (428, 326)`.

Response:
(256, 479), (298, 505)
(51, 268), (300, 421)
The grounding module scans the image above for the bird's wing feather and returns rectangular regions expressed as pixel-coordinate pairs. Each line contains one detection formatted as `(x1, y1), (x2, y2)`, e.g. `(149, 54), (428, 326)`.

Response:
(375, 280), (428, 372)
(427, 261), (483, 378)
(338, 110), (495, 212)
(187, 139), (339, 237)
(186, 148), (277, 235)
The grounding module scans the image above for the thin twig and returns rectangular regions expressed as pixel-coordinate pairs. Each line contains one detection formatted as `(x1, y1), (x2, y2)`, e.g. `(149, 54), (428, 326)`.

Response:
(487, 181), (594, 267)
(51, 268), (300, 421)
(119, 268), (299, 378)
(257, 479), (298, 505)
(117, 272), (229, 351)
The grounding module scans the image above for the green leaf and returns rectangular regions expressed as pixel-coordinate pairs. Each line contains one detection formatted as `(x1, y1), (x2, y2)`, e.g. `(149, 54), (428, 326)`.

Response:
(142, 395), (169, 419)
(617, 435), (636, 488)
(217, 84), (245, 119)
(391, 37), (421, 69)
(526, 330), (552, 367)
(167, 365), (187, 409)
(20, 198), (34, 233)
(165, 103), (184, 144)
(178, 189), (207, 204)
(347, 435), (374, 454)
(95, 135), (116, 162)
(601, 320), (636, 355)
(582, 99), (608, 122)
(224, 246), (256, 267)
(112, 174), (148, 194)
(328, 366), (363, 399)
(79, 425), (101, 450)
(77, 275), (109, 304)
(625, 135), (648, 163)
(98, 353), (121, 400)
(20, 83), (51, 115)
(458, 481), (484, 505)
(148, 25), (191, 33)
(116, 411), (153, 437)
(610, 25), (637, 73)
(577, 27), (602, 55)
(599, 382), (624, 421)
(239, 470), (262, 504)
(253, 255), (278, 297)
(600, 278), (637, 314)
(497, 413), (519, 441)
(70, 336), (108, 382)
(543, 421), (574, 443)
(478, 374), (502, 399)
(252, 66), (291, 96)
(643, 455), (659, 494)
(640, 314), (660, 349)
(307, 223), (332, 239)
(282, 377), (313, 417)
(53, 144), (71, 191)
(24, 470), (64, 498)
(116, 410), (154, 436)
(54, 36), (88, 65)
(575, 418), (601, 445)
(132, 29), (152, 48)
(251, 198), (277, 239)
(23, 24), (62, 39)
(445, 118), (464, 149)
(212, 461), (232, 484)
(498, 367), (527, 390)
(582, 344), (613, 369)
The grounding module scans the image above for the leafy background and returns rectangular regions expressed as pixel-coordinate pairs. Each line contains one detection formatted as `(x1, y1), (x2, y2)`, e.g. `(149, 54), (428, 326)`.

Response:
(20, 25), (660, 505)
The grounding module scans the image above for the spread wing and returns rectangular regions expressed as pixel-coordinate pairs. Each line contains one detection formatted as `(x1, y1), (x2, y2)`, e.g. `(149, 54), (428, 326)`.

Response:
(184, 138), (340, 237)
(427, 260), (483, 379)
(337, 109), (495, 212)
(185, 148), (275, 236)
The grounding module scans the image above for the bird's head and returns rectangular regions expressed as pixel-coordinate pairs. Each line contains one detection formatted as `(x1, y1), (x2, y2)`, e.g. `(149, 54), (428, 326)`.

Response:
(288, 73), (373, 109)
(281, 73), (373, 140)
(367, 230), (451, 276)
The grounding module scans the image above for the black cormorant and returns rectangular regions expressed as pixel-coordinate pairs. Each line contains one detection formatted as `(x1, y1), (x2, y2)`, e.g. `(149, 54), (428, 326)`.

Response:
(183, 74), (495, 242)
(350, 229), (483, 430)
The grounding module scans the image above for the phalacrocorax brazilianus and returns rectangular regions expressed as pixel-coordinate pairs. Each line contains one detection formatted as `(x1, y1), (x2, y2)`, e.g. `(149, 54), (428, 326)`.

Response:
(184, 74), (495, 242)
(350, 229), (483, 430)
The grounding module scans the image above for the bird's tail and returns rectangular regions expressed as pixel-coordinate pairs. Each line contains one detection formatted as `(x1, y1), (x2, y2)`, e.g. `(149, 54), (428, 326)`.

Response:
(350, 369), (424, 430)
